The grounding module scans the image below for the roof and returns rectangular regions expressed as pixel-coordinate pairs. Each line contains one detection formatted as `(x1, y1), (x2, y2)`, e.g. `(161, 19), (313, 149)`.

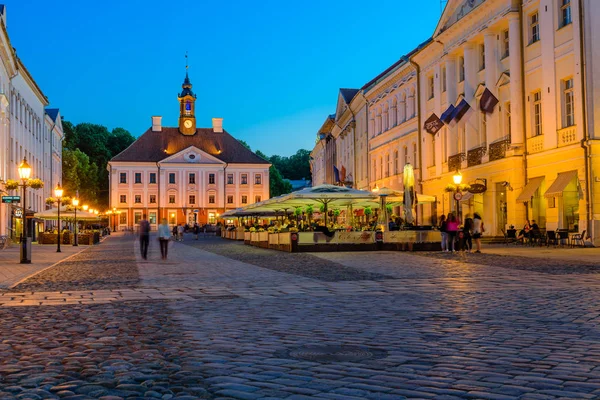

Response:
(45, 108), (59, 122)
(339, 88), (359, 104)
(110, 127), (270, 164)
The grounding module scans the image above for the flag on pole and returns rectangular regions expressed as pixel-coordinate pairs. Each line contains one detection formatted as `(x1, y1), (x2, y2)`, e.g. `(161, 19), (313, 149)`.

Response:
(423, 113), (444, 135)
(451, 99), (473, 123)
(480, 88), (499, 113)
(440, 105), (455, 124)
(333, 165), (340, 184)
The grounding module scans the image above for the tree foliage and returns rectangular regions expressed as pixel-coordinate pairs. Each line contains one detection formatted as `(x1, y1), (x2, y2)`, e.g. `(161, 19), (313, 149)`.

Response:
(269, 149), (311, 180)
(62, 121), (135, 208)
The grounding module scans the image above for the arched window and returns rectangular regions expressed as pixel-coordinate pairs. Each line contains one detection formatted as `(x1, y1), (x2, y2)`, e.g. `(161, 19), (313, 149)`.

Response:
(390, 97), (398, 127)
(394, 150), (399, 175)
(385, 153), (390, 177)
(398, 93), (406, 123)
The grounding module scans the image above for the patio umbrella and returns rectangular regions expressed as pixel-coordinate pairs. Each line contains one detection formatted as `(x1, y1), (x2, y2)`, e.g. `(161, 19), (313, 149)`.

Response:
(34, 206), (99, 220)
(403, 163), (416, 224)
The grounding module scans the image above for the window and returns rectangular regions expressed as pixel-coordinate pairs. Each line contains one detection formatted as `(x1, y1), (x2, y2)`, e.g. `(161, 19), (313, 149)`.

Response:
(431, 136), (436, 166)
(208, 173), (215, 184)
(169, 195), (175, 204)
(227, 173), (234, 185)
(441, 67), (447, 92)
(385, 154), (390, 177)
(189, 195), (196, 204)
(149, 194), (156, 204)
(412, 143), (417, 166)
(208, 194), (216, 204)
(458, 57), (465, 82)
(255, 195), (262, 203)
(241, 195), (248, 204)
(189, 173), (195, 184)
(134, 173), (141, 184)
(134, 195), (141, 204)
(506, 102), (512, 138)
(479, 44), (485, 70)
(560, 0), (571, 27)
(564, 78), (574, 127)
(169, 173), (176, 184)
(120, 195), (127, 203)
(379, 157), (383, 180)
(533, 91), (543, 136)
(403, 146), (408, 165)
(149, 173), (156, 184)
(255, 174), (262, 185)
(241, 174), (248, 185)
(119, 173), (127, 184)
(149, 212), (157, 225)
(394, 150), (399, 175)
(134, 212), (142, 225)
(428, 75), (434, 100)
(227, 195), (234, 204)
(169, 212), (176, 225)
(530, 12), (540, 43)
(372, 159), (376, 180)
(120, 213), (127, 224)
(502, 30), (510, 58)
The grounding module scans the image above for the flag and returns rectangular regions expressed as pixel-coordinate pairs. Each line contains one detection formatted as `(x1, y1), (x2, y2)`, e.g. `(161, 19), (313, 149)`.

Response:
(480, 88), (499, 113)
(423, 113), (444, 135)
(340, 166), (347, 183)
(333, 165), (340, 183)
(451, 99), (473, 124)
(440, 105), (455, 124)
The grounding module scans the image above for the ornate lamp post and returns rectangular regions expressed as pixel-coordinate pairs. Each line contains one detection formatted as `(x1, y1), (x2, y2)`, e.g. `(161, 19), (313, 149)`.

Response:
(452, 171), (463, 219)
(18, 158), (32, 264)
(72, 197), (79, 246)
(54, 184), (64, 253)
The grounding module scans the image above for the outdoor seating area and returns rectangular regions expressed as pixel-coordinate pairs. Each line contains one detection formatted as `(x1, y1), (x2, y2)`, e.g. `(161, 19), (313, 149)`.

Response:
(222, 184), (441, 252)
(503, 227), (591, 248)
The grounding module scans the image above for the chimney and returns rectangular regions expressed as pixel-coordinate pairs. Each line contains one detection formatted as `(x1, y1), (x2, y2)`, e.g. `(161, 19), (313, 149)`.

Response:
(212, 117), (223, 133)
(151, 116), (162, 132)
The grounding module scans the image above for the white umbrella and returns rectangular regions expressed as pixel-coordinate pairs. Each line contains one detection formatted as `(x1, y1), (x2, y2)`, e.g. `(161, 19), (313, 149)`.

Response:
(35, 206), (99, 220)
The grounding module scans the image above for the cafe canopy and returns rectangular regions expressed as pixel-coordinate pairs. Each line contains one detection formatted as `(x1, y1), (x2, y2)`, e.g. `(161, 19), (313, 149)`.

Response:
(34, 206), (100, 221)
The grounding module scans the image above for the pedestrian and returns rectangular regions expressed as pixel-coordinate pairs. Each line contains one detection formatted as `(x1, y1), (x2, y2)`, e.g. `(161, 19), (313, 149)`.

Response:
(158, 218), (171, 259)
(172, 224), (178, 241)
(193, 223), (200, 240)
(177, 223), (185, 241)
(139, 214), (150, 260)
(463, 216), (473, 253)
(472, 213), (484, 253)
(446, 213), (459, 252)
(439, 214), (448, 252)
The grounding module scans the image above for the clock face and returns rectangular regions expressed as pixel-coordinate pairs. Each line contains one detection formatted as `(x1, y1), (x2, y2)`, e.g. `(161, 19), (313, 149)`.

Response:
(184, 119), (193, 129)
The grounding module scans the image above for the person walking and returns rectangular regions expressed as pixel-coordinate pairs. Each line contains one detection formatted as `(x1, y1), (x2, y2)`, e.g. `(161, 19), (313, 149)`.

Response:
(139, 214), (150, 260)
(172, 224), (178, 242)
(463, 216), (473, 253)
(439, 215), (448, 252)
(158, 218), (171, 260)
(446, 213), (459, 252)
(193, 223), (200, 240)
(472, 213), (484, 253)
(177, 223), (185, 242)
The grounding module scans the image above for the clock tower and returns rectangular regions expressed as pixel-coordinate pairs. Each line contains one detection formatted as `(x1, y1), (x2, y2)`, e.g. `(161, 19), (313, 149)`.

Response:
(178, 69), (197, 135)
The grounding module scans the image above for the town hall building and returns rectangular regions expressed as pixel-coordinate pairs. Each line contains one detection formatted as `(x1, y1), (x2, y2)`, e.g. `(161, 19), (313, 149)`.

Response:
(108, 71), (270, 230)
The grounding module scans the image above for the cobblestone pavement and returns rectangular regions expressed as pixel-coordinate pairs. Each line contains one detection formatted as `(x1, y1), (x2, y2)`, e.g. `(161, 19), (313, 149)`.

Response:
(2, 235), (600, 398)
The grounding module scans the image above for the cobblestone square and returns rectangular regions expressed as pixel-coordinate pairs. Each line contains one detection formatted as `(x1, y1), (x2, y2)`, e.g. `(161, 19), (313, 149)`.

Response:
(1, 234), (600, 399)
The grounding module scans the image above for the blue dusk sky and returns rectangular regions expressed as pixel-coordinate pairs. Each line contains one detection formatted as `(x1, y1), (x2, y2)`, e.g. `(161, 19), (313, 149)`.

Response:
(5, 0), (443, 157)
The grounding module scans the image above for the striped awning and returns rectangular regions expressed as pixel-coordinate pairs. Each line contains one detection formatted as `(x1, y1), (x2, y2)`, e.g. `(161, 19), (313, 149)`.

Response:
(544, 170), (578, 198)
(516, 176), (544, 203)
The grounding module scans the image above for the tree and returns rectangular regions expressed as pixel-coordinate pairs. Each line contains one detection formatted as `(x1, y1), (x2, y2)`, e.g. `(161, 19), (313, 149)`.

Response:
(256, 150), (292, 197)
(62, 148), (100, 205)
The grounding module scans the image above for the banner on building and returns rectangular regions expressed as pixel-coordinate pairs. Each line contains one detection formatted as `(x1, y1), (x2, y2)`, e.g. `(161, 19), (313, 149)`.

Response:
(480, 88), (499, 113)
(423, 113), (444, 135)
(440, 105), (455, 124)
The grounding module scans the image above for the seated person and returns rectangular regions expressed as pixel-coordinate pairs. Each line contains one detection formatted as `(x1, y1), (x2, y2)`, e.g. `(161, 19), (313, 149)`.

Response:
(388, 218), (399, 231)
(517, 219), (532, 242)
(314, 222), (335, 237)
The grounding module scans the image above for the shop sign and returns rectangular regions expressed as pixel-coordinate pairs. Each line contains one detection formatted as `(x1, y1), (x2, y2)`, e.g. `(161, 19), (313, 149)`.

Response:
(15, 209), (23, 218)
(2, 195), (20, 203)
(468, 183), (487, 194)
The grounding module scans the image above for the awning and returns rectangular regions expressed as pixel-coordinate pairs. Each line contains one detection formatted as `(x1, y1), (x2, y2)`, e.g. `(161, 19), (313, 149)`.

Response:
(516, 176), (544, 203)
(544, 170), (578, 198)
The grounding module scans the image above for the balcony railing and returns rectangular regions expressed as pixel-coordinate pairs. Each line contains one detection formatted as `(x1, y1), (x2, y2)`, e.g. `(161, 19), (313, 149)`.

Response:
(489, 138), (510, 161)
(467, 144), (487, 167)
(448, 153), (465, 172)
(527, 135), (544, 154)
(557, 126), (577, 147)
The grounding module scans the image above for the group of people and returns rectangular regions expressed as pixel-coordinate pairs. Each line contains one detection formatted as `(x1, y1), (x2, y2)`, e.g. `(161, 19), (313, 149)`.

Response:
(517, 219), (541, 242)
(439, 212), (484, 253)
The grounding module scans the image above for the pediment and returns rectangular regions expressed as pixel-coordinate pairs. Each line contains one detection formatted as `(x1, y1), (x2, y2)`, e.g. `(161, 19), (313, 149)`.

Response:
(434, 0), (486, 37)
(335, 93), (347, 121)
(496, 71), (510, 88)
(159, 146), (225, 165)
(474, 83), (486, 98)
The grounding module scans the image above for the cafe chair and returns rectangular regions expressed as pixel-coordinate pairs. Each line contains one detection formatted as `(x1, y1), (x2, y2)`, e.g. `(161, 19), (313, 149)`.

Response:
(570, 230), (586, 248)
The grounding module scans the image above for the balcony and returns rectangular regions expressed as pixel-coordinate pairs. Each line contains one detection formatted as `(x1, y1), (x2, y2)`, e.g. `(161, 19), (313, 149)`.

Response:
(467, 144), (487, 167)
(527, 135), (544, 154)
(489, 138), (510, 161)
(557, 126), (577, 147)
(448, 153), (465, 172)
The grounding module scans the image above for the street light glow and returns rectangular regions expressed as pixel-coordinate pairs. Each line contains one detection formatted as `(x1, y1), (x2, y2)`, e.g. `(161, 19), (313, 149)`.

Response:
(54, 184), (64, 198)
(72, 198), (79, 207)
(18, 157), (32, 181)
(453, 171), (463, 185)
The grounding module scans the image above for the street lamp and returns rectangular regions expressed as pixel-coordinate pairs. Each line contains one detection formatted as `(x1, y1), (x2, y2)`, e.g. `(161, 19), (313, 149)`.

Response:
(112, 207), (117, 232)
(452, 171), (463, 219)
(72, 197), (79, 246)
(18, 158), (32, 264)
(54, 184), (64, 253)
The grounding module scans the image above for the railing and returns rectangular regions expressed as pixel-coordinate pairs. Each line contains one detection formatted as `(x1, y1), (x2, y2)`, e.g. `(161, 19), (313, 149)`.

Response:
(448, 153), (465, 172)
(557, 126), (577, 147)
(467, 144), (487, 167)
(527, 135), (544, 154)
(489, 138), (510, 161)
